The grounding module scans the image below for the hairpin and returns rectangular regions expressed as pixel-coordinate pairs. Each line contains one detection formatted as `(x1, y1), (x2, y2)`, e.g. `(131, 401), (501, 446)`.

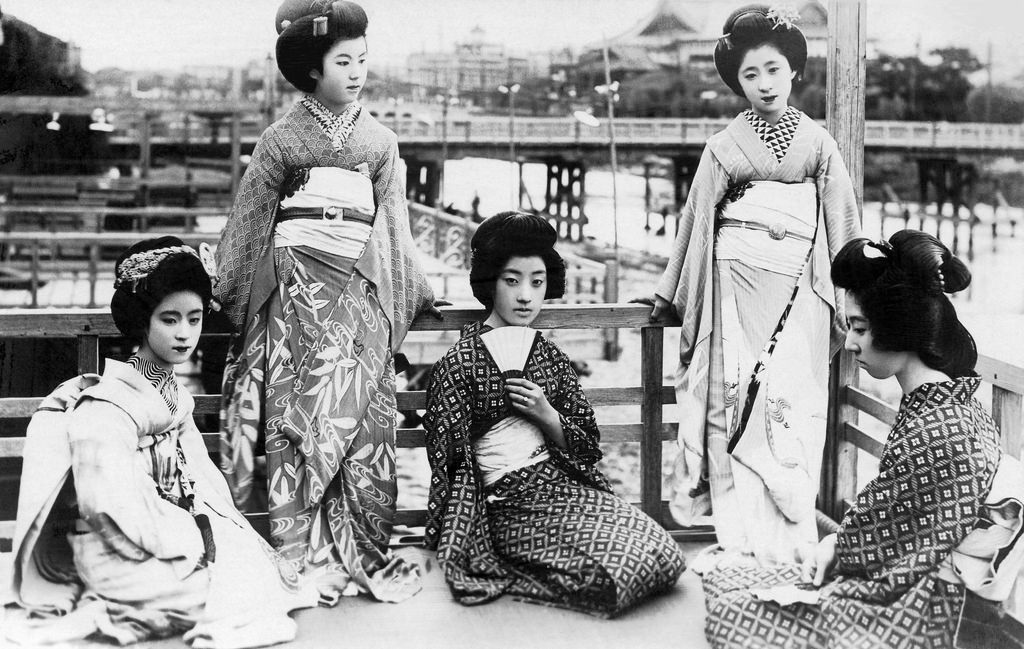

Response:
(312, 16), (328, 36)
(766, 5), (801, 30)
(937, 269), (946, 291)
(280, 19), (292, 30)
(718, 33), (733, 50)
(863, 239), (892, 259)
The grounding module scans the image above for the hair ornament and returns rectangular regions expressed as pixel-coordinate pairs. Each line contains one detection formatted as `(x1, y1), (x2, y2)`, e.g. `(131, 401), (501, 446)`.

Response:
(937, 269), (946, 291)
(312, 15), (328, 35)
(280, 19), (292, 30)
(198, 242), (220, 289)
(116, 245), (199, 292)
(766, 4), (801, 30)
(863, 239), (892, 259)
(718, 33), (733, 50)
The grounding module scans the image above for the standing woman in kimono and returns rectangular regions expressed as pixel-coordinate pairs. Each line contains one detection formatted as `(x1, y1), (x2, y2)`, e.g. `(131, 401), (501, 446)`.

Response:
(647, 4), (861, 565)
(215, 0), (435, 603)
(423, 212), (685, 617)
(703, 230), (1001, 649)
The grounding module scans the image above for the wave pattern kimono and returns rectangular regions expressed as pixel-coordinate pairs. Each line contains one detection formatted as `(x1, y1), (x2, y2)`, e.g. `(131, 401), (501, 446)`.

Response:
(655, 109), (861, 561)
(703, 377), (1001, 649)
(9, 360), (317, 647)
(215, 100), (434, 602)
(423, 322), (685, 617)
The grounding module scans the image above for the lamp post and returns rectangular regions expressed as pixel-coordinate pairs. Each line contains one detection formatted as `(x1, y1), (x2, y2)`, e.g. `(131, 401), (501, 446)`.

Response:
(436, 90), (457, 208)
(595, 43), (621, 269)
(498, 82), (521, 207)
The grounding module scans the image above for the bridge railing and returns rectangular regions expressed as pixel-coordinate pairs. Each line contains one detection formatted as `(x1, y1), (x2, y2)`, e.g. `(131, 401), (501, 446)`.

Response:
(0, 304), (693, 552)
(93, 112), (1024, 151)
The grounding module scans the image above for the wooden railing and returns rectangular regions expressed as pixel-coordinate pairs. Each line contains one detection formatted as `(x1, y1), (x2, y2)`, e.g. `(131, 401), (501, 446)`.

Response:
(0, 304), (694, 550)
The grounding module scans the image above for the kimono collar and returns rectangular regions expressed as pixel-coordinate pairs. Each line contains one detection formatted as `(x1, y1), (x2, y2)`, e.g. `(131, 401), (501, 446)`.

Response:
(898, 375), (981, 421)
(301, 95), (362, 152)
(126, 354), (179, 415)
(461, 321), (487, 339)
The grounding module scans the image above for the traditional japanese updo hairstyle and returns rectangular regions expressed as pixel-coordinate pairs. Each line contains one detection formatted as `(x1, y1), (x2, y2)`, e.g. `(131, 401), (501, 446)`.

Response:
(831, 230), (977, 379)
(714, 4), (807, 96)
(469, 211), (567, 310)
(111, 236), (215, 343)
(275, 0), (368, 93)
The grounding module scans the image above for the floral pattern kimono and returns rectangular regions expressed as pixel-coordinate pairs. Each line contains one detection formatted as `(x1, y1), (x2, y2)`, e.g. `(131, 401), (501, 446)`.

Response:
(215, 97), (434, 603)
(423, 322), (685, 617)
(656, 107), (861, 563)
(703, 377), (1001, 649)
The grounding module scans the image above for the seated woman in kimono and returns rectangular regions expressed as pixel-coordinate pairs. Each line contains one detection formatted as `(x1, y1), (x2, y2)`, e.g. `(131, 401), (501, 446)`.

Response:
(7, 237), (318, 648)
(422, 211), (686, 617)
(702, 230), (1001, 649)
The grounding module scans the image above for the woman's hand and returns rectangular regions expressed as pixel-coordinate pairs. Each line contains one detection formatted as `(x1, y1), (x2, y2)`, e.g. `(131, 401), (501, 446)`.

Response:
(800, 533), (838, 586)
(630, 295), (671, 321)
(425, 298), (451, 320)
(506, 378), (565, 447)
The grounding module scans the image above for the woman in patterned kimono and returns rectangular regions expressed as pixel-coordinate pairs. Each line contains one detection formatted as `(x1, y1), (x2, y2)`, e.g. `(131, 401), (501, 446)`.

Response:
(423, 212), (685, 617)
(215, 0), (435, 603)
(8, 238), (319, 648)
(645, 4), (861, 565)
(703, 230), (1001, 649)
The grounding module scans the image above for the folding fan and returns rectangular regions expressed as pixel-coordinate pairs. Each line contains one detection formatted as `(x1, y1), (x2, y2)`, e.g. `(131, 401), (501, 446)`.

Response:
(480, 326), (539, 380)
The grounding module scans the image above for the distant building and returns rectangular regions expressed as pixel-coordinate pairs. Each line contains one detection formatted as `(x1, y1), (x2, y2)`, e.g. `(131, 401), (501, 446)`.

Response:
(0, 11), (86, 95)
(572, 0), (830, 117)
(406, 26), (533, 107)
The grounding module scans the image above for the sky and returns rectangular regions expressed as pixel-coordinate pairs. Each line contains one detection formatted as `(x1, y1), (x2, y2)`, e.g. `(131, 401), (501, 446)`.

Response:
(3, 0), (1024, 82)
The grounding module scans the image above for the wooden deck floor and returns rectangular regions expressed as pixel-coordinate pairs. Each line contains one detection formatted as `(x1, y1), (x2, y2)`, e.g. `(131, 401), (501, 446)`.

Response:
(1, 542), (710, 649)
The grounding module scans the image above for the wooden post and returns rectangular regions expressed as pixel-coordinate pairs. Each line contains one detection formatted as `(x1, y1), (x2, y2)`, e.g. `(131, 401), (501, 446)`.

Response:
(820, 0), (866, 522)
(994, 386), (1024, 459)
(139, 113), (152, 182)
(77, 335), (100, 375)
(230, 68), (244, 197)
(640, 326), (664, 523)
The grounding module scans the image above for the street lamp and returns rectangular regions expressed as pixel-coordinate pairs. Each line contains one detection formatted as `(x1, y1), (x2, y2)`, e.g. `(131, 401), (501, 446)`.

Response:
(435, 91), (458, 208)
(498, 82), (521, 207)
(595, 43), (621, 269)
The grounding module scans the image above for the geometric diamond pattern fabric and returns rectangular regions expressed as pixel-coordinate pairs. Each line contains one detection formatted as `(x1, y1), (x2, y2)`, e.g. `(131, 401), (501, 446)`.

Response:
(743, 106), (800, 162)
(702, 376), (1001, 648)
(422, 321), (686, 616)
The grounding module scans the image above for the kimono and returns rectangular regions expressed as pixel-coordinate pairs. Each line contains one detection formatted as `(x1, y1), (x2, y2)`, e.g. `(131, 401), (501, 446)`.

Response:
(655, 107), (861, 563)
(703, 377), (1002, 649)
(215, 97), (434, 603)
(423, 322), (686, 617)
(8, 359), (318, 648)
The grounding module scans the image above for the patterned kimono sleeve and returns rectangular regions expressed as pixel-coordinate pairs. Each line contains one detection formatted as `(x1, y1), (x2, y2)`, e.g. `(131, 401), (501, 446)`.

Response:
(69, 399), (205, 570)
(817, 134), (862, 259)
(833, 409), (992, 601)
(655, 144), (729, 302)
(214, 126), (289, 331)
(372, 133), (435, 313)
(422, 349), (473, 550)
(546, 344), (602, 465)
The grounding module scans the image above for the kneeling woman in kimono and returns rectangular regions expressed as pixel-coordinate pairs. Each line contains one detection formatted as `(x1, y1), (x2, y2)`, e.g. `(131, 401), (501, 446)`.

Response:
(703, 230), (1001, 649)
(423, 212), (686, 617)
(8, 237), (318, 648)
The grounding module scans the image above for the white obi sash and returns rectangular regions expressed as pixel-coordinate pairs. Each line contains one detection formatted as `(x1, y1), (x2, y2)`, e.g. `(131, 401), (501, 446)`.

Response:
(715, 181), (817, 277)
(472, 415), (550, 487)
(275, 167), (375, 258)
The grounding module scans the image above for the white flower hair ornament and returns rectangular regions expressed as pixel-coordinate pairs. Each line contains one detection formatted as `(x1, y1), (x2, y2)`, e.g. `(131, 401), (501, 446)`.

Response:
(766, 5), (801, 30)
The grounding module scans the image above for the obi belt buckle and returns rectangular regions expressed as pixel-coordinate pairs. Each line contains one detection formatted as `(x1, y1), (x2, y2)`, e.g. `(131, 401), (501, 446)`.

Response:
(323, 206), (341, 220)
(767, 222), (788, 240)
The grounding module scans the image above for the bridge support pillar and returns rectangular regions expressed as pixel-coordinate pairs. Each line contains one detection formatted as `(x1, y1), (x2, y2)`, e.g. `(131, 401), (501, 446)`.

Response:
(660, 154), (700, 238)
(916, 157), (978, 259)
(541, 158), (587, 242)
(405, 158), (440, 207)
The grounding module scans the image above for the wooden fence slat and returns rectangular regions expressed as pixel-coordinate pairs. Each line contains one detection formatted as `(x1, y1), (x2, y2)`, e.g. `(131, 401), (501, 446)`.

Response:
(640, 326), (664, 523)
(844, 385), (898, 426)
(994, 386), (1024, 459)
(77, 334), (100, 375)
(842, 421), (886, 459)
